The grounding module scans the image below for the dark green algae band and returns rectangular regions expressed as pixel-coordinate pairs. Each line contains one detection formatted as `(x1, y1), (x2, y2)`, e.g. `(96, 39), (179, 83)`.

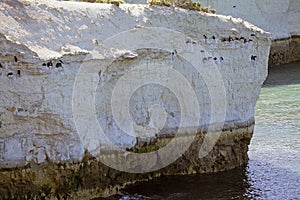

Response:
(0, 123), (254, 199)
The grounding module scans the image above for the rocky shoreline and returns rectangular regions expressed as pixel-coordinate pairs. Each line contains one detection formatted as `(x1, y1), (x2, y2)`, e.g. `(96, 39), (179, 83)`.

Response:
(0, 123), (253, 199)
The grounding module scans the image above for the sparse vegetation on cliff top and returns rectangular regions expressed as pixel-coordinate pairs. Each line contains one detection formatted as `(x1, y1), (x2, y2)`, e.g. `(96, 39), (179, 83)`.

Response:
(148, 0), (216, 14)
(66, 0), (216, 14)
(70, 0), (125, 5)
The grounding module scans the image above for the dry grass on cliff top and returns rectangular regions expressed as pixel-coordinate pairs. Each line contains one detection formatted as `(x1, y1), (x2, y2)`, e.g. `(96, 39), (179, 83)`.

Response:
(73, 0), (125, 5)
(67, 0), (216, 14)
(148, 0), (216, 14)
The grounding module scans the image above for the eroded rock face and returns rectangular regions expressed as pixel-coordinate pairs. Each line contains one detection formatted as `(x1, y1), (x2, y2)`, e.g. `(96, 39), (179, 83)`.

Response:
(0, 125), (253, 199)
(0, 0), (270, 198)
(201, 0), (300, 39)
(200, 0), (300, 65)
(269, 36), (300, 66)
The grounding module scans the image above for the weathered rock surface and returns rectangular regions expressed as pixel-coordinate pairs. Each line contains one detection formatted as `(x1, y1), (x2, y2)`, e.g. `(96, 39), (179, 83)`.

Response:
(200, 0), (300, 65)
(269, 36), (300, 66)
(127, 0), (300, 65)
(0, 0), (270, 198)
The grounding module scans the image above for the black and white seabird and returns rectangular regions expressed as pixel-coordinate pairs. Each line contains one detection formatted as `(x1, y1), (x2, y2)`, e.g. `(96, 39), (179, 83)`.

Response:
(17, 70), (21, 77)
(171, 50), (177, 61)
(251, 55), (257, 61)
(55, 60), (64, 71)
(56, 62), (63, 68)
(203, 35), (208, 43)
(14, 56), (18, 63)
(7, 72), (14, 79)
(232, 6), (236, 16)
(47, 61), (53, 68)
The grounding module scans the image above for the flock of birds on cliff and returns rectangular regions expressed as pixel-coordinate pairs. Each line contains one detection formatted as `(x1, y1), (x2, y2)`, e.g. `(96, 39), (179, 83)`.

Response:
(0, 58), (64, 82)
(178, 33), (258, 65)
(0, 33), (259, 82)
(41, 60), (64, 71)
(202, 34), (255, 45)
(0, 56), (22, 81)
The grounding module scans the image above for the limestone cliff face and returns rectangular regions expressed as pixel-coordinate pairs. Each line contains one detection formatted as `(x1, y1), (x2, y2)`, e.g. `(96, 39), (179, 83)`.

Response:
(124, 0), (300, 65)
(200, 0), (300, 65)
(200, 0), (299, 39)
(0, 0), (271, 198)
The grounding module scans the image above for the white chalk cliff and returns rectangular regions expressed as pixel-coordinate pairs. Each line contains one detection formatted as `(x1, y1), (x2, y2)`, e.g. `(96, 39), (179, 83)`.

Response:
(0, 0), (271, 198)
(200, 0), (300, 65)
(200, 0), (300, 40)
(127, 0), (300, 39)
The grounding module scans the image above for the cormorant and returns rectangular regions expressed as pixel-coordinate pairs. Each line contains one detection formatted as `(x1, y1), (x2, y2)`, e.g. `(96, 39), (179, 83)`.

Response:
(47, 61), (53, 68)
(251, 55), (257, 61)
(7, 72), (13, 78)
(56, 62), (63, 68)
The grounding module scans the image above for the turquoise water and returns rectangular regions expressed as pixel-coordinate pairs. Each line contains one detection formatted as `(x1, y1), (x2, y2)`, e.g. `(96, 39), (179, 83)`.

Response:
(102, 61), (300, 200)
(250, 61), (300, 174)
(247, 61), (300, 199)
